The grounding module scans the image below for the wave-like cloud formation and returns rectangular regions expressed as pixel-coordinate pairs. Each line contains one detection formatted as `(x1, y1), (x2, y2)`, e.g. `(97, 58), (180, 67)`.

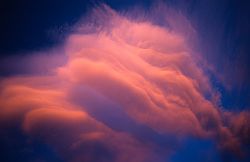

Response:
(0, 5), (249, 162)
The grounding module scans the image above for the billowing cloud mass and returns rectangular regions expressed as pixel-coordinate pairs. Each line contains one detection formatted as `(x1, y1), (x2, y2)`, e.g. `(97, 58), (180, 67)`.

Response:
(0, 4), (249, 162)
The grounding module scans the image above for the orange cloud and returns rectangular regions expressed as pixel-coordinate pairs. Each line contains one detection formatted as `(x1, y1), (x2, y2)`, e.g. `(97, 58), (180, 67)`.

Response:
(0, 4), (249, 162)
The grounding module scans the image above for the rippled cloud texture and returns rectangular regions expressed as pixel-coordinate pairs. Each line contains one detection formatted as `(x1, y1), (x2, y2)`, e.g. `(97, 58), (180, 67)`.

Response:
(0, 4), (249, 162)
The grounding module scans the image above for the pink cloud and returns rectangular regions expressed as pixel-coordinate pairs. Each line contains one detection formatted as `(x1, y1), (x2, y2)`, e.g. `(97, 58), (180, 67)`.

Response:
(0, 4), (249, 162)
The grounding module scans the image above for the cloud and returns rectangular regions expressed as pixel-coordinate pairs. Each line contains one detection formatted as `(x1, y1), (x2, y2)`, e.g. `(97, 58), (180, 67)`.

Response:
(0, 4), (249, 162)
